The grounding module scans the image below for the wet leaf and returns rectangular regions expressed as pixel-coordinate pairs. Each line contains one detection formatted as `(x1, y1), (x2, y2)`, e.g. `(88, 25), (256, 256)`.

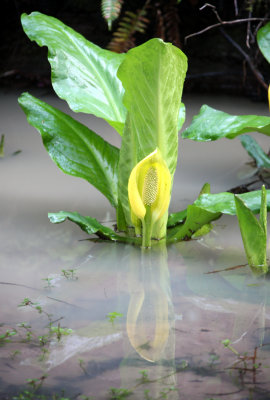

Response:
(194, 190), (270, 215)
(48, 211), (139, 244)
(257, 22), (270, 64)
(167, 209), (187, 227)
(240, 135), (270, 169)
(182, 105), (270, 142)
(167, 183), (221, 242)
(117, 39), (187, 226)
(19, 93), (119, 207)
(234, 186), (267, 269)
(167, 183), (211, 228)
(21, 12), (126, 134)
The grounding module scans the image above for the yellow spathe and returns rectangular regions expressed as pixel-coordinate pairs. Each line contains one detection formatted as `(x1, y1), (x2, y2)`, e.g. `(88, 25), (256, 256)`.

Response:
(128, 149), (171, 224)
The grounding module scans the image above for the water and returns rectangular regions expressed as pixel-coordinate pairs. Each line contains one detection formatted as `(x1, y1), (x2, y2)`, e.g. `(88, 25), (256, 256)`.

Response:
(1, 89), (270, 399)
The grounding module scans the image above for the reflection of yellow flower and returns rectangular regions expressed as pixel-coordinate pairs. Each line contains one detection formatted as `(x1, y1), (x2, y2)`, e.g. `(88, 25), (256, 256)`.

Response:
(128, 149), (171, 247)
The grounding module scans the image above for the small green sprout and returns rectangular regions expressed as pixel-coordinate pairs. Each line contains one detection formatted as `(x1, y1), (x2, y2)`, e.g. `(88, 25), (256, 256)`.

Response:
(42, 277), (55, 288)
(222, 339), (239, 355)
(0, 329), (17, 346)
(106, 311), (123, 326)
(138, 370), (149, 383)
(109, 387), (133, 399)
(61, 269), (78, 280)
(50, 325), (72, 341)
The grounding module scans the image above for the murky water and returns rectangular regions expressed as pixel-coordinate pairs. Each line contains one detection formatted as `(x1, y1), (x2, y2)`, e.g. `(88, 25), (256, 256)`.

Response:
(1, 90), (270, 399)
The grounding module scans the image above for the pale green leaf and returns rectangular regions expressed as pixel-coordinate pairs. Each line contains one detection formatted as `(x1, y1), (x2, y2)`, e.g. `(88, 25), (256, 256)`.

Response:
(117, 38), (187, 224)
(21, 12), (126, 134)
(18, 92), (119, 207)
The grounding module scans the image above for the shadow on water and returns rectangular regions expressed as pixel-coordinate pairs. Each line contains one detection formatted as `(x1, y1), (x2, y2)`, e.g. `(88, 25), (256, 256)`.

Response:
(1, 233), (270, 399)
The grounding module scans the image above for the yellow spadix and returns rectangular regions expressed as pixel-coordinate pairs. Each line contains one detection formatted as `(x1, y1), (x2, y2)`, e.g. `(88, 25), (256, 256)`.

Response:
(128, 149), (171, 247)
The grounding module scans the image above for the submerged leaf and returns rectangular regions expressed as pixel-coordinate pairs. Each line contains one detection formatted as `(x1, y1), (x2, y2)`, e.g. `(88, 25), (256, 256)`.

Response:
(240, 135), (270, 169)
(19, 93), (119, 207)
(21, 12), (126, 134)
(182, 105), (270, 142)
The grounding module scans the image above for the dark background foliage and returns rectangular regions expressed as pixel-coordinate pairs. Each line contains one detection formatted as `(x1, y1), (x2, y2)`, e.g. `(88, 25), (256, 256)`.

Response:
(1, 0), (269, 100)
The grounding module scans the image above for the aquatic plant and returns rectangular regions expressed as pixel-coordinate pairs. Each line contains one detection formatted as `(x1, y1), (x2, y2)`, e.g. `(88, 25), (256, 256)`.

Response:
(235, 185), (268, 271)
(19, 12), (270, 253)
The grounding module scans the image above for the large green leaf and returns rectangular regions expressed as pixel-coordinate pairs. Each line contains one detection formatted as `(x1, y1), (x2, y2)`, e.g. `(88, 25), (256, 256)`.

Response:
(48, 211), (139, 244)
(19, 93), (119, 207)
(194, 190), (270, 215)
(182, 105), (270, 142)
(21, 12), (126, 134)
(117, 38), (187, 225)
(257, 22), (270, 64)
(240, 134), (270, 169)
(234, 187), (267, 269)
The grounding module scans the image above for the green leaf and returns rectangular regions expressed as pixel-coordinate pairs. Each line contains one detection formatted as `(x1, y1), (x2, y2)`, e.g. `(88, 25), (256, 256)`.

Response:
(167, 209), (187, 227)
(240, 134), (270, 169)
(21, 12), (126, 134)
(167, 205), (221, 243)
(101, 0), (122, 30)
(194, 190), (270, 215)
(167, 183), (210, 228)
(48, 211), (139, 244)
(178, 103), (186, 131)
(117, 38), (187, 225)
(234, 190), (267, 269)
(167, 183), (221, 242)
(257, 22), (270, 64)
(260, 185), (267, 236)
(18, 92), (119, 207)
(182, 105), (270, 142)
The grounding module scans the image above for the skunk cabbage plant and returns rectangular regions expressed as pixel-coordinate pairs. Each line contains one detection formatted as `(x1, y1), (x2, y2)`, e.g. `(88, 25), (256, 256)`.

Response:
(19, 13), (270, 255)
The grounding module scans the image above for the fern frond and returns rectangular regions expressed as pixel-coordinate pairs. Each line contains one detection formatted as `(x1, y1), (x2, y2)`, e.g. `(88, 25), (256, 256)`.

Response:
(163, 0), (181, 48)
(101, 0), (123, 30)
(108, 5), (150, 53)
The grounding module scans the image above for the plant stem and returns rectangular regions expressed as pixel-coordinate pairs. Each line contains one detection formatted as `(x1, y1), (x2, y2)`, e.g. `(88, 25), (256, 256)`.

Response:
(142, 206), (153, 248)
